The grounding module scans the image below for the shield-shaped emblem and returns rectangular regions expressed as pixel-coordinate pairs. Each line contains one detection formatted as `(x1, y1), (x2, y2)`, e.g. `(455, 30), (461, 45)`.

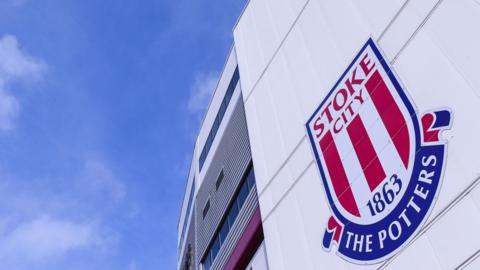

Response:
(306, 38), (452, 264)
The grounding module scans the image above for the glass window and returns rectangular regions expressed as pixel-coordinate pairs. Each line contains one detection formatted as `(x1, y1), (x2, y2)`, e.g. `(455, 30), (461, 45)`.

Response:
(212, 118), (219, 138)
(237, 180), (249, 210)
(206, 132), (214, 151)
(202, 199), (210, 219)
(218, 101), (227, 121)
(226, 68), (239, 101)
(225, 86), (234, 104)
(202, 165), (258, 270)
(211, 236), (220, 263)
(246, 166), (255, 190)
(203, 251), (211, 270)
(198, 66), (240, 172)
(199, 149), (207, 169)
(215, 170), (224, 190)
(228, 199), (239, 229)
(219, 218), (229, 244)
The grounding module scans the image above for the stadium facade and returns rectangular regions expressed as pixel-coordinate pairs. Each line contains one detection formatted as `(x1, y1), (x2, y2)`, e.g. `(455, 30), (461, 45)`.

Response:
(177, 0), (480, 269)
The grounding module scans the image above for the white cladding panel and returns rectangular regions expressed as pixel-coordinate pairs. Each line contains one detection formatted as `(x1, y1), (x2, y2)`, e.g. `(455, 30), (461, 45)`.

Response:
(234, 0), (480, 269)
(387, 183), (480, 270)
(234, 0), (308, 98)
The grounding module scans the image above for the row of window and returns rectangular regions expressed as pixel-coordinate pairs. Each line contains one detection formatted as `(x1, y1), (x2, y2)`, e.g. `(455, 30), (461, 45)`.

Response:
(178, 180), (195, 257)
(199, 67), (240, 170)
(202, 165), (256, 270)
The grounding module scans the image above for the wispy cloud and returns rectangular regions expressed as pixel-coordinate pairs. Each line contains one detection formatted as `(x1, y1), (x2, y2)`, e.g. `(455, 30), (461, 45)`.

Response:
(187, 71), (218, 120)
(0, 158), (125, 269)
(0, 34), (45, 83)
(0, 89), (19, 131)
(0, 216), (98, 261)
(0, 34), (46, 131)
(0, 35), (125, 265)
(80, 160), (127, 204)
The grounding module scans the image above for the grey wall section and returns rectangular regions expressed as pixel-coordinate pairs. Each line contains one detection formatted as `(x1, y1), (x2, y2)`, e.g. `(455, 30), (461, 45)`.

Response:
(194, 90), (253, 267)
(211, 187), (259, 270)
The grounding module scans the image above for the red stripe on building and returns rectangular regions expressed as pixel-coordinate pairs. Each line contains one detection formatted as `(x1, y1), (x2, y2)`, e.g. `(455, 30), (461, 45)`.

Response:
(347, 115), (386, 191)
(320, 132), (361, 217)
(365, 70), (410, 168)
(224, 208), (263, 270)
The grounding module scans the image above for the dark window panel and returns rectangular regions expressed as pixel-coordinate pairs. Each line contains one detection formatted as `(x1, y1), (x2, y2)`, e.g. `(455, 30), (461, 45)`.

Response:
(199, 150), (207, 169)
(211, 236), (220, 264)
(219, 219), (229, 244)
(215, 170), (224, 190)
(246, 166), (255, 190)
(225, 86), (234, 105)
(206, 132), (214, 151)
(212, 118), (220, 138)
(202, 199), (210, 219)
(202, 165), (257, 270)
(228, 198), (239, 228)
(218, 100), (227, 121)
(198, 66), (240, 171)
(237, 180), (249, 210)
(204, 251), (211, 270)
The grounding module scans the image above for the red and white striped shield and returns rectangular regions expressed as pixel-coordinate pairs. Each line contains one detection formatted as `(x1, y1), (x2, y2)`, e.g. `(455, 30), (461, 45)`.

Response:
(307, 39), (416, 225)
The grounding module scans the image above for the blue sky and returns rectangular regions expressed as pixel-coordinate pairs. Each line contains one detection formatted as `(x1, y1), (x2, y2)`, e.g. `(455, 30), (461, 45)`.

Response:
(0, 0), (245, 269)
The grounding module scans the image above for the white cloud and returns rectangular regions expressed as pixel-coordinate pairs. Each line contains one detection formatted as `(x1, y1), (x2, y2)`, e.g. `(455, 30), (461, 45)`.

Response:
(0, 159), (125, 268)
(0, 35), (45, 84)
(187, 71), (219, 118)
(0, 87), (19, 131)
(81, 159), (127, 204)
(0, 216), (98, 261)
(0, 34), (46, 131)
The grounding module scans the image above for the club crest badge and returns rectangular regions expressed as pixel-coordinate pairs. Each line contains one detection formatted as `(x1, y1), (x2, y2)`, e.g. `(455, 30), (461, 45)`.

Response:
(306, 38), (452, 264)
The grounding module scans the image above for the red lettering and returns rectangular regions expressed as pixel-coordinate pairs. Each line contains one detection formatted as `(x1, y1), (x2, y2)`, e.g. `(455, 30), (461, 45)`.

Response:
(333, 117), (344, 134)
(345, 68), (363, 95)
(341, 111), (348, 124)
(345, 100), (355, 117)
(353, 89), (365, 104)
(314, 117), (325, 138)
(321, 101), (334, 123)
(333, 89), (348, 111)
(314, 58), (372, 139)
(360, 53), (375, 77)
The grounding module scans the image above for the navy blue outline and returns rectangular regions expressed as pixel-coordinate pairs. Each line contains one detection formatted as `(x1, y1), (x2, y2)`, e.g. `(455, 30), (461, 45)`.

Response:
(305, 37), (455, 264)
(306, 38), (421, 226)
